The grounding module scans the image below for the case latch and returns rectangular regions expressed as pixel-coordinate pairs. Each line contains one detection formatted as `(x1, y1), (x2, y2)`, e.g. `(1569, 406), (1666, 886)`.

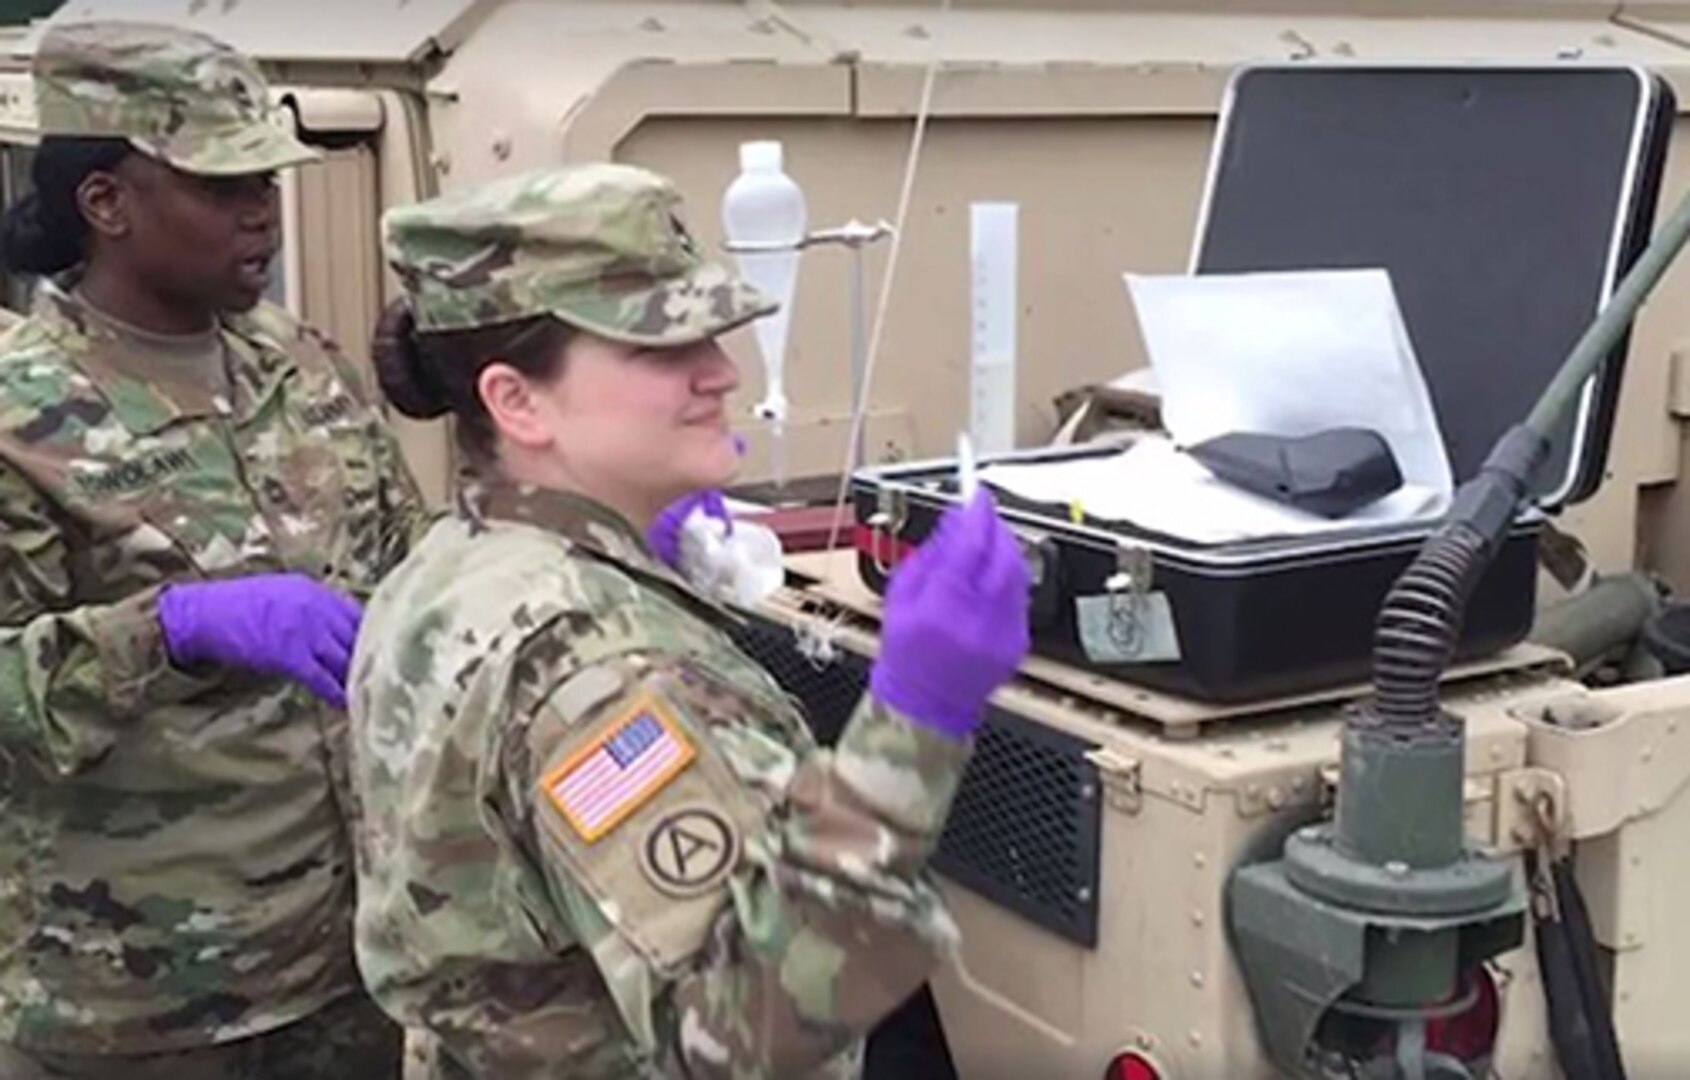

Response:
(1105, 546), (1154, 598)
(1012, 526), (1062, 629)
(865, 486), (909, 575)
(1075, 546), (1181, 664)
(1085, 747), (1142, 815)
(1102, 547), (1155, 654)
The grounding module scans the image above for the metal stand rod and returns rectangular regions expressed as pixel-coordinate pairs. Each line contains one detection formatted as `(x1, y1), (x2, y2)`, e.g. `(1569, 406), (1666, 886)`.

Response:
(848, 242), (867, 467)
(726, 219), (892, 475)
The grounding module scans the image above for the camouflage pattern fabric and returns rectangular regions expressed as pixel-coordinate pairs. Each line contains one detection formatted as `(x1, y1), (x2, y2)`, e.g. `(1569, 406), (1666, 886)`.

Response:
(0, 989), (400, 1079)
(350, 479), (969, 1079)
(33, 20), (319, 176)
(0, 278), (428, 1056)
(383, 164), (775, 344)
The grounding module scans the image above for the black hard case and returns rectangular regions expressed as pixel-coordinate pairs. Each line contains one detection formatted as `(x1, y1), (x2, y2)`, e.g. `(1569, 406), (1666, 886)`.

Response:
(850, 64), (1675, 703)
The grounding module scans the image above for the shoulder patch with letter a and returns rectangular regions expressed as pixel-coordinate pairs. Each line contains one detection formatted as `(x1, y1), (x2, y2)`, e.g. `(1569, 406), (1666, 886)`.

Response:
(530, 677), (769, 970)
(640, 805), (739, 897)
(540, 694), (695, 842)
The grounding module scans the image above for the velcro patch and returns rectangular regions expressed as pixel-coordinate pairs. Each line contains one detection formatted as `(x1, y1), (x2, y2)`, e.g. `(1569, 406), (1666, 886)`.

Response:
(540, 694), (696, 843)
(532, 679), (770, 971)
(640, 804), (739, 898)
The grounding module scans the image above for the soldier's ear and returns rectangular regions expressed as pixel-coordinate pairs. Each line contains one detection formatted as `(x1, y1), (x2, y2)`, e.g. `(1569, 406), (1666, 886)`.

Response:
(76, 169), (129, 241)
(479, 360), (556, 452)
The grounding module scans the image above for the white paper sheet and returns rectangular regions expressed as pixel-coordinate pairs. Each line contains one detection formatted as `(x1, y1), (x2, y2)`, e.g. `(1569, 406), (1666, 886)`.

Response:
(982, 269), (1454, 544)
(1125, 268), (1452, 497)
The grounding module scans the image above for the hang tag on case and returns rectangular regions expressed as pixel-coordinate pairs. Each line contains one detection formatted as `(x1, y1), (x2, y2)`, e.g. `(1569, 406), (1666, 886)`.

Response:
(1076, 591), (1182, 664)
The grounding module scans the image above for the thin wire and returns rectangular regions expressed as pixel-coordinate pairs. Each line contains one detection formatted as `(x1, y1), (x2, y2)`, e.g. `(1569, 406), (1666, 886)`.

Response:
(799, 0), (952, 665)
(820, 0), (952, 555)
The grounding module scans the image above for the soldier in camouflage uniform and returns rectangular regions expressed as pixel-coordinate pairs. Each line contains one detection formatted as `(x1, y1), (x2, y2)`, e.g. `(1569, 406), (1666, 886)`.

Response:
(0, 20), (427, 1079)
(350, 162), (1032, 1078)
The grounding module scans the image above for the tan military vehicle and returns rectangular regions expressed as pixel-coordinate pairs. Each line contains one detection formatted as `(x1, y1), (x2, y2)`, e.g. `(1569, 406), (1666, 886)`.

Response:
(11, 3), (1690, 1077)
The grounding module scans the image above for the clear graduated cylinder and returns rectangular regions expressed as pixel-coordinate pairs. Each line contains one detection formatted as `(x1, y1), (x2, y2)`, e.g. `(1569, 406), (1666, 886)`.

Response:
(970, 202), (1019, 455)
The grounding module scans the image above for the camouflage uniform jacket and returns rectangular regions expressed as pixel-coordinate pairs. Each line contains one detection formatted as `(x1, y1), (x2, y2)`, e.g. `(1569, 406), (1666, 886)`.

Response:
(350, 479), (972, 1079)
(0, 279), (428, 1053)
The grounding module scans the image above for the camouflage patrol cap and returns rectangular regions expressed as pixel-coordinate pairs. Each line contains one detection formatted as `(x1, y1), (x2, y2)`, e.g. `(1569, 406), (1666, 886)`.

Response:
(384, 163), (776, 347)
(33, 20), (319, 176)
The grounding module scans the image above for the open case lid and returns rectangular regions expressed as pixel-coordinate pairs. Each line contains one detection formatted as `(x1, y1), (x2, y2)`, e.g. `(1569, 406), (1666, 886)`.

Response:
(1191, 64), (1674, 510)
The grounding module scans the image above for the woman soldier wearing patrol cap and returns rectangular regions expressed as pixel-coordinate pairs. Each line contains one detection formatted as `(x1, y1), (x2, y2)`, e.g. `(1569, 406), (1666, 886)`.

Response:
(349, 162), (1030, 1078)
(0, 20), (425, 1080)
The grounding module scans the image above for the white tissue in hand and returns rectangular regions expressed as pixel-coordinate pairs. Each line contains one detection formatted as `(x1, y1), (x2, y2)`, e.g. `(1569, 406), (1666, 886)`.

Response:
(676, 509), (784, 606)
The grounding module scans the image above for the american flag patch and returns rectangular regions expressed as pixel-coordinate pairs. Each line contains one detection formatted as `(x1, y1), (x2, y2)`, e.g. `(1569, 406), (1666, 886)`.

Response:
(541, 696), (696, 843)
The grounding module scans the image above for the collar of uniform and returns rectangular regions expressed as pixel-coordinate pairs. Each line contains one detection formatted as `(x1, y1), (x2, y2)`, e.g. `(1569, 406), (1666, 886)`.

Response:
(459, 476), (745, 628)
(32, 277), (290, 434)
(458, 475), (683, 579)
(220, 306), (302, 421)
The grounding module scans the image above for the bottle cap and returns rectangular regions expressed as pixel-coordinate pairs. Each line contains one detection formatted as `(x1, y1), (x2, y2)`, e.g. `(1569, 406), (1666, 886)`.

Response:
(739, 140), (783, 172)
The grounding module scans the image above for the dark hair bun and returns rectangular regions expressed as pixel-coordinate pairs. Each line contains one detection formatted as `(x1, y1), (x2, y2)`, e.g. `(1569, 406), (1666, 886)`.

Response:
(1, 136), (132, 278)
(371, 298), (450, 420)
(0, 193), (81, 277)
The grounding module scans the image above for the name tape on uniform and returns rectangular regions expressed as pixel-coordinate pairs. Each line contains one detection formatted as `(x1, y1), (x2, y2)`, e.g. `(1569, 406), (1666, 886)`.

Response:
(541, 695), (696, 843)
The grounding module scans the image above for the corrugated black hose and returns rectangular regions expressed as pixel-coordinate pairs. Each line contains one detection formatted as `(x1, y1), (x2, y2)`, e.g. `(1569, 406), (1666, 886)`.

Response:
(1369, 427), (1635, 1080)
(1359, 146), (1690, 1080)
(1374, 169), (1690, 738)
(1370, 425), (1548, 737)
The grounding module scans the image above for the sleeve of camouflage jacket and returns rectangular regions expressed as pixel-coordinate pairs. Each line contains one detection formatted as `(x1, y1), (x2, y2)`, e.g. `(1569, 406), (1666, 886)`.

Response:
(498, 646), (972, 1079)
(0, 460), (215, 774)
(316, 328), (433, 571)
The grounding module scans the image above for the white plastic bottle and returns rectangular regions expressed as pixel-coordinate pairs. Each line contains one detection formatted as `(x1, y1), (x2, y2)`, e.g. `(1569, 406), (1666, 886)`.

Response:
(722, 140), (806, 428)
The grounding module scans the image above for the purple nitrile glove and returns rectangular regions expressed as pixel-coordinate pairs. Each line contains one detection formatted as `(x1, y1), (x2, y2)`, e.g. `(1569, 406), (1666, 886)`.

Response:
(646, 490), (732, 569)
(157, 573), (363, 710)
(646, 435), (747, 568)
(870, 490), (1031, 740)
